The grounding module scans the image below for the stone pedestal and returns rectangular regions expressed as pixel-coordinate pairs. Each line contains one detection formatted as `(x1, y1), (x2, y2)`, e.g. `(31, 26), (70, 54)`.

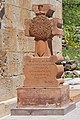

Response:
(17, 85), (69, 108)
(16, 56), (69, 108)
(12, 55), (76, 115)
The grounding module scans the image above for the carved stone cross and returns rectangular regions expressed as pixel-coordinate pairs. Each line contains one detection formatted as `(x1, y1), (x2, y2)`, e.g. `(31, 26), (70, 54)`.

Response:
(24, 4), (63, 57)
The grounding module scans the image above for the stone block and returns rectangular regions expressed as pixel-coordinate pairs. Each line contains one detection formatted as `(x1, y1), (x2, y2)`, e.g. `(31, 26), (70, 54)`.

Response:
(24, 19), (31, 36)
(23, 56), (59, 87)
(0, 75), (24, 102)
(7, 52), (24, 76)
(0, 78), (13, 102)
(5, 0), (30, 8)
(70, 89), (80, 103)
(2, 28), (34, 52)
(2, 28), (17, 51)
(5, 0), (30, 29)
(16, 30), (30, 52)
(0, 103), (5, 117)
(11, 75), (24, 97)
(2, 29), (30, 52)
(17, 85), (69, 107)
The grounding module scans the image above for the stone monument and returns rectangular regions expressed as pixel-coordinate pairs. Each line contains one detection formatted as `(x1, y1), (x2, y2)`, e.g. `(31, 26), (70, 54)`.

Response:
(11, 4), (76, 115)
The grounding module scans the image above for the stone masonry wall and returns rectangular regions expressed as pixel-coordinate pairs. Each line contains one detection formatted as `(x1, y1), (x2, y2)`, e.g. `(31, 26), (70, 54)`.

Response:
(0, 0), (35, 102)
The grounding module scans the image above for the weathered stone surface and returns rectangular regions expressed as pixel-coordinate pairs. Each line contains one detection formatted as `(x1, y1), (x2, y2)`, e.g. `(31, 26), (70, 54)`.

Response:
(25, 7), (63, 57)
(0, 0), (35, 110)
(52, 36), (62, 54)
(35, 40), (51, 57)
(52, 0), (63, 54)
(0, 78), (13, 101)
(29, 15), (52, 40)
(2, 29), (30, 52)
(7, 51), (24, 76)
(12, 75), (24, 97)
(2, 28), (18, 51)
(4, 0), (31, 29)
(32, 4), (55, 15)
(31, 0), (56, 18)
(70, 89), (80, 103)
(24, 56), (58, 87)
(53, 0), (62, 19)
(56, 65), (64, 79)
(0, 51), (8, 78)
(69, 85), (80, 102)
(24, 19), (31, 36)
(0, 30), (2, 50)
(0, 103), (5, 117)
(4, 98), (17, 115)
(5, 51), (32, 78)
(51, 18), (63, 36)
(17, 85), (69, 107)
(0, 98), (17, 117)
(0, 75), (24, 101)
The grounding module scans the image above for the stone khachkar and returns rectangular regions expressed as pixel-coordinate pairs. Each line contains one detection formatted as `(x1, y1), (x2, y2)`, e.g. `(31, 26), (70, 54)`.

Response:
(11, 4), (76, 115)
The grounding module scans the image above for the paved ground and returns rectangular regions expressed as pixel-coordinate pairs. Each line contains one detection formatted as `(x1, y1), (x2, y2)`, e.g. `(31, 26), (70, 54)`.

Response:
(0, 102), (80, 120)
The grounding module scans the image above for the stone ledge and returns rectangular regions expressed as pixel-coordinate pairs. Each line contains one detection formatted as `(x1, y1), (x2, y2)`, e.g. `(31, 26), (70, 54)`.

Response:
(11, 102), (76, 115)
(0, 98), (17, 118)
(70, 89), (80, 103)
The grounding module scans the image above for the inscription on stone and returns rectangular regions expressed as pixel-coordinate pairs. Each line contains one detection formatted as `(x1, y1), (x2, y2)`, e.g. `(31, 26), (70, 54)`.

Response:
(24, 56), (58, 87)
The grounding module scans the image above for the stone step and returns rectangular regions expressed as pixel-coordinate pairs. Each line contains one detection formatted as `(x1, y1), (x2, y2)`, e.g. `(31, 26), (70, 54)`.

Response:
(11, 102), (76, 116)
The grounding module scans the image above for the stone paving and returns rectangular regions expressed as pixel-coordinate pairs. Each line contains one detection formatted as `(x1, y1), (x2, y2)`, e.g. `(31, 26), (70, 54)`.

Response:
(0, 102), (80, 120)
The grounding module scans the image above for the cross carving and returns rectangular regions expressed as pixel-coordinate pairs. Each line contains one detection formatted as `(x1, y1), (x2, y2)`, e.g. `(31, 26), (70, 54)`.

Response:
(24, 4), (63, 57)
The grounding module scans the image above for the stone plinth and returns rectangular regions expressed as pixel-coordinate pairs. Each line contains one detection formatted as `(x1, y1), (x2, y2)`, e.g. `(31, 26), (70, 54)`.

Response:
(11, 102), (76, 115)
(17, 85), (69, 108)
(16, 55), (71, 109)
(14, 54), (76, 116)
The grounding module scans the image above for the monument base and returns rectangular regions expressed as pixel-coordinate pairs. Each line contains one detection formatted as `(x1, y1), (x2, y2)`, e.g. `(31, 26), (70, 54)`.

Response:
(11, 102), (76, 115)
(17, 85), (69, 107)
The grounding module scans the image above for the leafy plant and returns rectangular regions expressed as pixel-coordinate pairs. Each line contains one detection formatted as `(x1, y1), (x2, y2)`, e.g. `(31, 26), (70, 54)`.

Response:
(62, 47), (80, 61)
(63, 0), (80, 48)
(64, 25), (80, 48)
